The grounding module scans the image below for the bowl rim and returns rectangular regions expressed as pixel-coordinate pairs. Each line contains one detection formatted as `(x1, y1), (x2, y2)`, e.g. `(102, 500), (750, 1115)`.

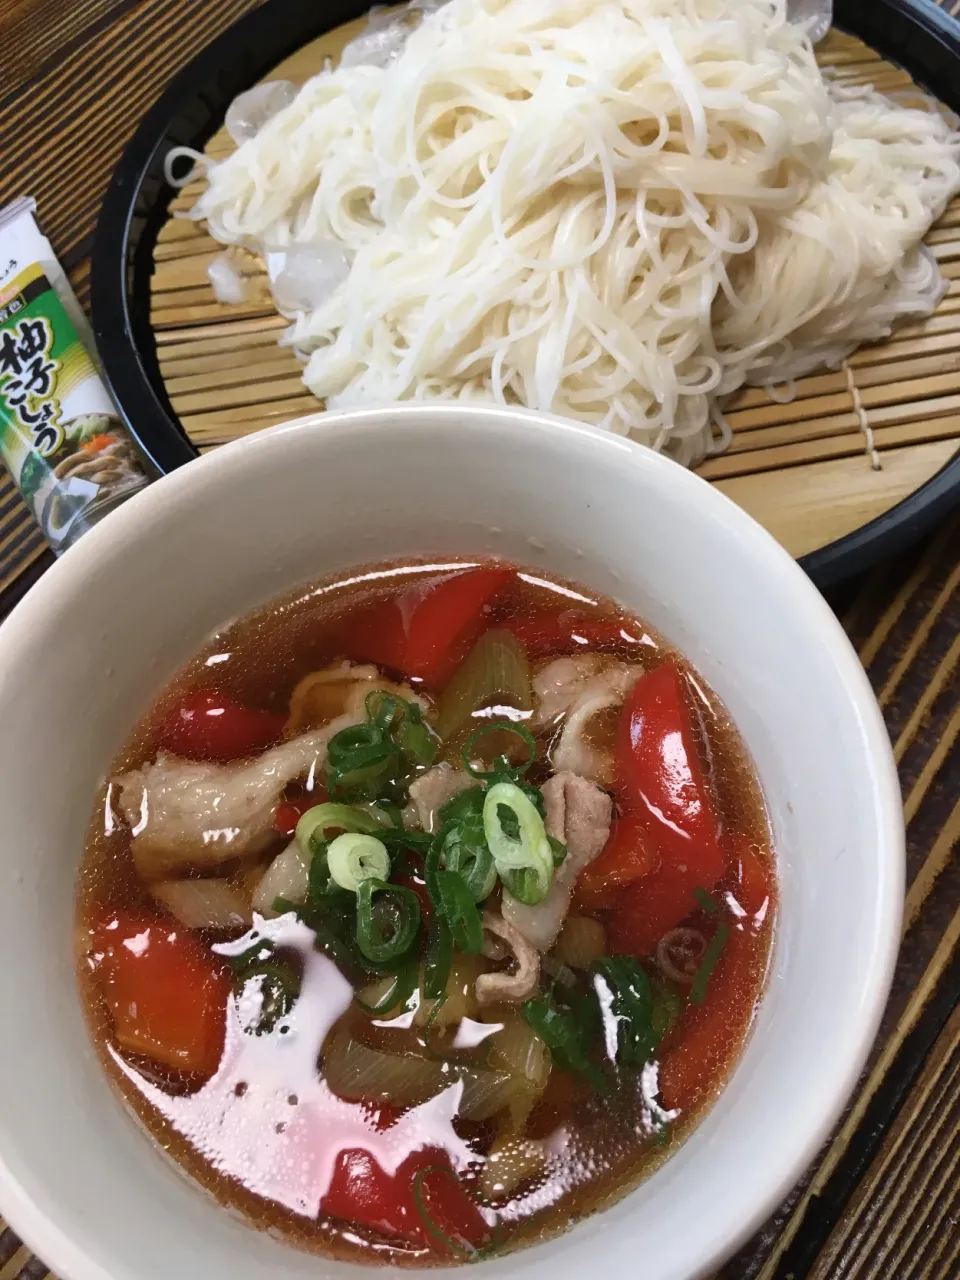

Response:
(0, 404), (905, 1280)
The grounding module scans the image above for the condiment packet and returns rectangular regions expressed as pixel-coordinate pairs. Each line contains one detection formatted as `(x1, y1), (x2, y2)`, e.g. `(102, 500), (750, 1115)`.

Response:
(0, 197), (149, 553)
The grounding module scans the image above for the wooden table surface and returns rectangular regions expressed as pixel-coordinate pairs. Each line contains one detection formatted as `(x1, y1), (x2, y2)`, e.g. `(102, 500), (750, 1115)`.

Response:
(0, 2), (958, 1277)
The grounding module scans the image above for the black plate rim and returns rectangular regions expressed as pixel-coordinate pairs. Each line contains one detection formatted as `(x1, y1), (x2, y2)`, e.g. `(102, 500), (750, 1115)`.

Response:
(90, 0), (960, 590)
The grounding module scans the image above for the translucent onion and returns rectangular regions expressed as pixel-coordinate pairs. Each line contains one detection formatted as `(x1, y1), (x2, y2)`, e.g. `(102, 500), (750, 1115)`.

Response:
(553, 916), (607, 970)
(414, 951), (485, 1029)
(150, 878), (251, 930)
(479, 1134), (547, 1201)
(488, 1012), (551, 1129)
(251, 840), (309, 915)
(435, 629), (532, 742)
(323, 1030), (513, 1119)
(489, 1013), (551, 1091)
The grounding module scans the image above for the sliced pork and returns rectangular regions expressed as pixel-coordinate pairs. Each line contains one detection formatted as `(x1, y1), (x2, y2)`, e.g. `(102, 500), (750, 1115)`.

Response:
(502, 772), (612, 951)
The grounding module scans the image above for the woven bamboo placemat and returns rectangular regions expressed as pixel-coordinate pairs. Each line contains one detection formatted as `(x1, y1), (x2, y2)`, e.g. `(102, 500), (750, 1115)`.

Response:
(151, 22), (960, 560)
(0, 2), (958, 1278)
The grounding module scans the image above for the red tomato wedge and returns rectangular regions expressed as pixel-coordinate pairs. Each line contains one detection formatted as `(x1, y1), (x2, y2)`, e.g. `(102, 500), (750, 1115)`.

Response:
(605, 661), (724, 956)
(575, 813), (658, 912)
(727, 838), (775, 921)
(336, 567), (512, 686)
(504, 610), (647, 660)
(322, 1147), (489, 1254)
(274, 794), (325, 837)
(337, 597), (409, 673)
(93, 909), (230, 1077)
(158, 691), (284, 763)
(606, 862), (705, 958)
(658, 914), (767, 1113)
(402, 566), (512, 685)
(615, 660), (724, 881)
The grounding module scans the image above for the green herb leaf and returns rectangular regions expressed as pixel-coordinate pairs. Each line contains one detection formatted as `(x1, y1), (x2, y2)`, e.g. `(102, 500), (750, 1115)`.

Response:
(594, 956), (658, 1067)
(435, 869), (485, 954)
(692, 885), (720, 915)
(522, 991), (606, 1090)
(689, 921), (729, 1005)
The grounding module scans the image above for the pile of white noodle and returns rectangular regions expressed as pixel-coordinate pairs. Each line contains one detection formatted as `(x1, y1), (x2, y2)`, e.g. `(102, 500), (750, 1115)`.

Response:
(171, 0), (960, 466)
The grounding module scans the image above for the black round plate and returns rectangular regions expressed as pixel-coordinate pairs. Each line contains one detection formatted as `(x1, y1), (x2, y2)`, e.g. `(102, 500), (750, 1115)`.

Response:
(91, 0), (960, 589)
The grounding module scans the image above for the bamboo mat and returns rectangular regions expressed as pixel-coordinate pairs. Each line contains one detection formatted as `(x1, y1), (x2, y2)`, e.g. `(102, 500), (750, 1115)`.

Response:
(150, 23), (960, 560)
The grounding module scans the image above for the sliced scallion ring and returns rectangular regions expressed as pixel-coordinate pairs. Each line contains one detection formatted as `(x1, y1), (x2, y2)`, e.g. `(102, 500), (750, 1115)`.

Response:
(295, 802), (385, 858)
(482, 781), (553, 905)
(355, 878), (421, 965)
(462, 721), (536, 780)
(326, 832), (391, 893)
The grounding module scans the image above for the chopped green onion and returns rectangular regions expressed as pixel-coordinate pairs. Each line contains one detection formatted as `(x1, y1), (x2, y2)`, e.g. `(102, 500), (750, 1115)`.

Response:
(462, 721), (537, 780)
(422, 990), (448, 1041)
(308, 842), (358, 907)
(436, 820), (497, 902)
(324, 693), (440, 801)
(365, 690), (440, 765)
(246, 960), (299, 1033)
(295, 802), (385, 857)
(326, 832), (391, 892)
(354, 958), (419, 1015)
(411, 1165), (478, 1258)
(364, 690), (405, 734)
(437, 786), (485, 825)
(229, 939), (300, 1035)
(692, 886), (720, 915)
(435, 629), (533, 743)
(398, 709), (440, 766)
(327, 742), (401, 801)
(355, 801), (402, 829)
(483, 781), (553, 905)
(273, 896), (364, 975)
(435, 869), (485, 954)
(423, 916), (453, 1001)
(650, 974), (684, 1042)
(326, 722), (382, 765)
(689, 921), (729, 1005)
(355, 878), (421, 965)
(549, 836), (567, 867)
(228, 937), (276, 977)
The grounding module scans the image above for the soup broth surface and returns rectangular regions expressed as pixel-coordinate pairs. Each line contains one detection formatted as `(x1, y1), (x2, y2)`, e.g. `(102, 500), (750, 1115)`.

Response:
(77, 559), (775, 1265)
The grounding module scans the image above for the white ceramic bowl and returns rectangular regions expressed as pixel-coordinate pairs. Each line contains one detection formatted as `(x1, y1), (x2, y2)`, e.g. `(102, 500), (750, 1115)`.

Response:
(0, 404), (902, 1280)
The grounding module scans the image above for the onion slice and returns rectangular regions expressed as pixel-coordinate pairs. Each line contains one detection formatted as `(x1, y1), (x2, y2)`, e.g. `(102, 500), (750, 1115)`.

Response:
(252, 840), (309, 916)
(323, 1029), (514, 1120)
(150, 878), (251, 930)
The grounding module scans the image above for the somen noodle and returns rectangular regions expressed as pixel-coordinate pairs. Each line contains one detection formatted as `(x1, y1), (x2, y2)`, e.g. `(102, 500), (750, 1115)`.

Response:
(171, 0), (960, 465)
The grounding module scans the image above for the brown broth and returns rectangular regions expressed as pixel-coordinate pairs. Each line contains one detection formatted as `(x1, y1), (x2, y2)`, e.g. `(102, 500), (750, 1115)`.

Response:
(76, 558), (776, 1266)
